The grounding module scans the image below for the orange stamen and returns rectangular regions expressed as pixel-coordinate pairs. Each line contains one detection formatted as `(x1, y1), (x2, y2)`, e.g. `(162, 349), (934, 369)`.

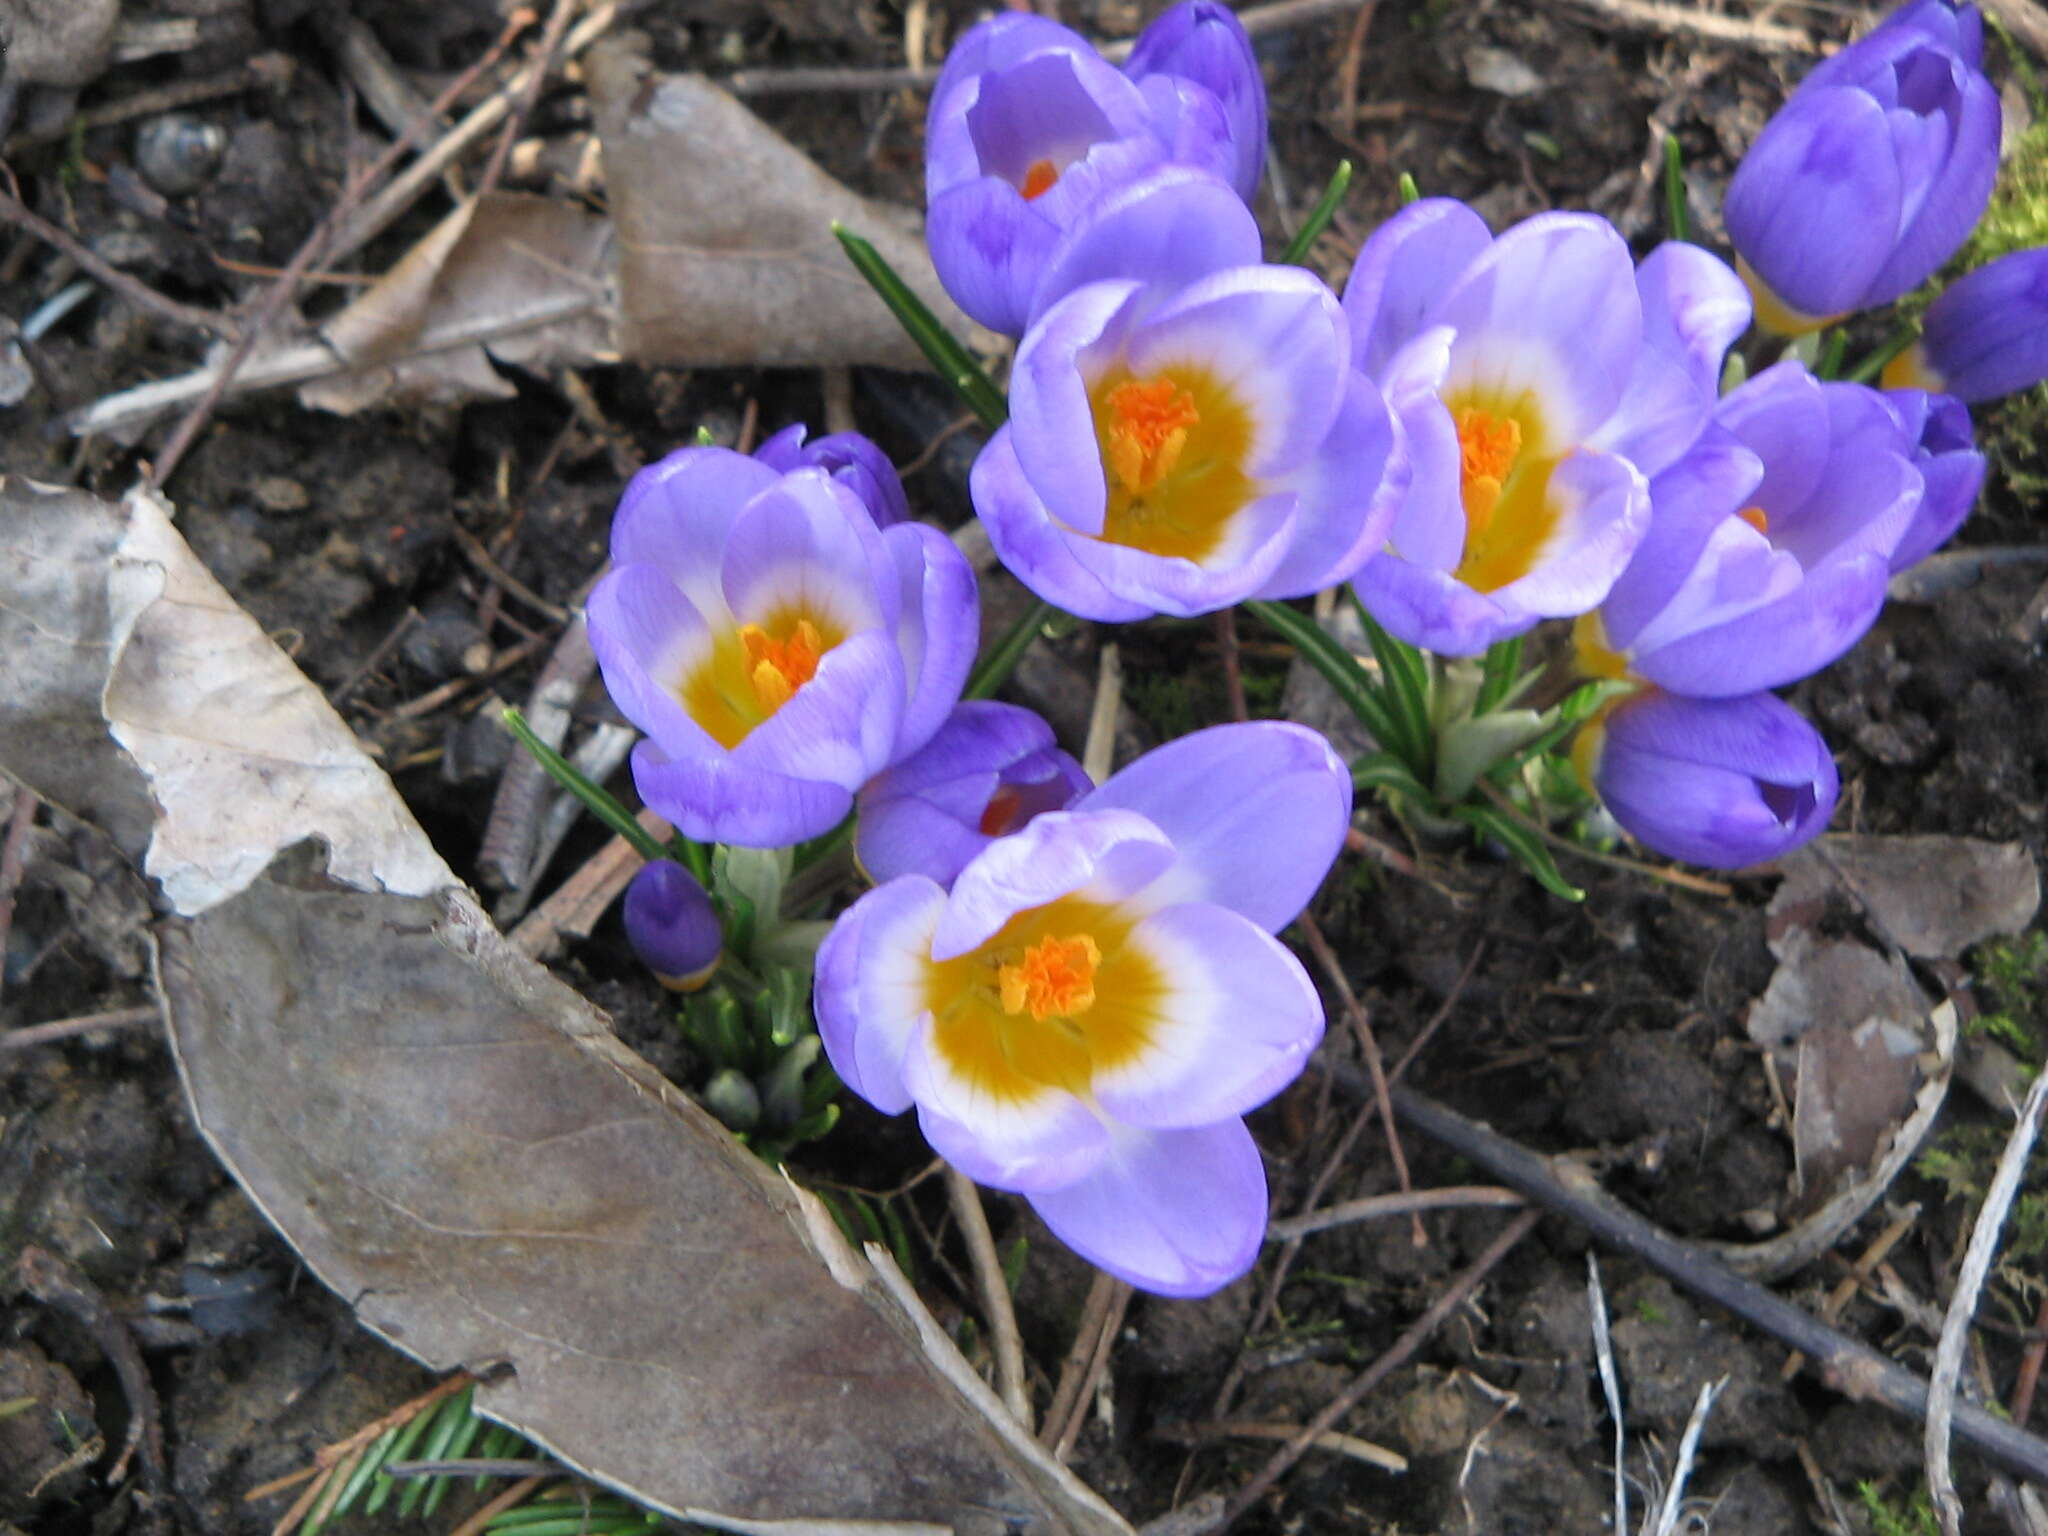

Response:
(998, 934), (1100, 1022)
(979, 784), (1027, 837)
(740, 619), (823, 712)
(1455, 406), (1523, 541)
(1020, 158), (1059, 200)
(1737, 505), (1770, 535)
(1103, 377), (1201, 494)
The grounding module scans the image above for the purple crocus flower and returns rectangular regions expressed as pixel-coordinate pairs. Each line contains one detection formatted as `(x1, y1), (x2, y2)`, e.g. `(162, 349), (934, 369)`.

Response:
(623, 859), (722, 990)
(1885, 246), (2048, 404)
(1586, 362), (1922, 697)
(1882, 387), (1985, 570)
(817, 721), (1350, 1297)
(1576, 689), (1839, 868)
(1121, 0), (1266, 203)
(856, 700), (1091, 888)
(1342, 202), (1746, 655)
(925, 6), (1259, 336)
(588, 441), (978, 847)
(973, 228), (1404, 620)
(1725, 0), (1998, 333)
(754, 423), (909, 528)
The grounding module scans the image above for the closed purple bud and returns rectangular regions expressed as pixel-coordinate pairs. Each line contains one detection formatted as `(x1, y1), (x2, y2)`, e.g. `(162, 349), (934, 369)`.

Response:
(1123, 1), (1267, 203)
(754, 424), (910, 528)
(1582, 689), (1839, 869)
(1726, 0), (1998, 330)
(624, 860), (722, 990)
(856, 701), (1091, 887)
(1894, 246), (2048, 404)
(1882, 387), (1985, 569)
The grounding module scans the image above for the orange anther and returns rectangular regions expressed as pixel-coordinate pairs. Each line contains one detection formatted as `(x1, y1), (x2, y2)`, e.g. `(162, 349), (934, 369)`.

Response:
(1021, 158), (1059, 200)
(998, 934), (1101, 1021)
(1104, 377), (1200, 494)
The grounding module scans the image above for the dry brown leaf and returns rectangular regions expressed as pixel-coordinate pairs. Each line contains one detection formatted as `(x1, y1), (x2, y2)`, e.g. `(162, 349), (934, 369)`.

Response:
(0, 473), (1129, 1535)
(586, 34), (991, 369)
(1774, 834), (2041, 961)
(299, 192), (616, 416)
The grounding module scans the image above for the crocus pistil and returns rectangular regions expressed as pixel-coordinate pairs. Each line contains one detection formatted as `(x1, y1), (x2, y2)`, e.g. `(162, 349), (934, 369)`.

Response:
(1092, 364), (1255, 561)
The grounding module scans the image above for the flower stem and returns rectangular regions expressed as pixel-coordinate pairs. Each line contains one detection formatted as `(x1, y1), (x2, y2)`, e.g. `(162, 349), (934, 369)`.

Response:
(965, 596), (1056, 701)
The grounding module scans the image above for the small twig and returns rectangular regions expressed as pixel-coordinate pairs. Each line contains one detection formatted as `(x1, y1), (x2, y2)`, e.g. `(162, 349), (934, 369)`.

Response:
(330, 607), (421, 708)
(147, 9), (538, 489)
(475, 0), (581, 200)
(1780, 1205), (1918, 1381)
(478, 613), (596, 888)
(1296, 912), (1421, 1244)
(449, 523), (570, 623)
(1, 1004), (159, 1054)
(384, 633), (548, 721)
(17, 1247), (175, 1524)
(945, 1166), (1033, 1432)
(1587, 1256), (1627, 1536)
(443, 1474), (552, 1536)
(4, 60), (280, 153)
(1929, 1068), (2048, 1536)
(1217, 1208), (1543, 1527)
(2010, 1290), (2048, 1426)
(1154, 1418), (1407, 1474)
(1082, 643), (1123, 784)
(1265, 1184), (1524, 1241)
(0, 180), (233, 339)
(1215, 608), (1249, 724)
(1652, 1378), (1727, 1536)
(382, 1458), (563, 1479)
(509, 807), (668, 958)
(1042, 1270), (1130, 1459)
(1357, 1072), (2048, 1487)
(1555, 0), (1818, 51)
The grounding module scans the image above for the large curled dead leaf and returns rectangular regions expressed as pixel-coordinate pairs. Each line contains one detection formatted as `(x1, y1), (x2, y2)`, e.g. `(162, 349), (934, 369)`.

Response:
(0, 474), (1128, 1536)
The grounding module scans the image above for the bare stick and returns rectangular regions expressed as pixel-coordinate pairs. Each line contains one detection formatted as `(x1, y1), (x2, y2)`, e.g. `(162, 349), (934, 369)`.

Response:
(146, 10), (538, 489)
(1556, 0), (1818, 51)
(1082, 642), (1123, 784)
(1, 1004), (159, 1054)
(1217, 1207), (1543, 1526)
(0, 181), (233, 338)
(1588, 1255), (1627, 1536)
(1153, 1418), (1407, 1474)
(1360, 1071), (2048, 1487)
(1215, 608), (1249, 724)
(0, 785), (40, 1009)
(478, 613), (595, 888)
(1266, 1184), (1524, 1241)
(1042, 1270), (1129, 1457)
(1928, 1069), (2048, 1535)
(474, 0), (581, 201)
(944, 1166), (1033, 1432)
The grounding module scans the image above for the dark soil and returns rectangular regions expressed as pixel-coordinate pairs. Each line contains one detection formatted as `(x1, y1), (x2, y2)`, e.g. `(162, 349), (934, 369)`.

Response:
(3, 3), (2045, 1535)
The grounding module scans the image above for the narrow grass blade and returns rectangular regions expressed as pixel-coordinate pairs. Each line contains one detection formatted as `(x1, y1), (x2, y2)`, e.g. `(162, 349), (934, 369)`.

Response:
(362, 1394), (445, 1516)
(1456, 803), (1583, 901)
(1280, 160), (1353, 266)
(1346, 589), (1431, 773)
(833, 225), (1007, 430)
(326, 1425), (401, 1523)
(396, 1387), (475, 1518)
(1846, 322), (1920, 384)
(1662, 134), (1687, 243)
(966, 596), (1055, 701)
(1397, 171), (1421, 205)
(1352, 751), (1431, 804)
(1475, 635), (1523, 715)
(500, 708), (669, 864)
(1244, 599), (1403, 758)
(420, 1400), (487, 1518)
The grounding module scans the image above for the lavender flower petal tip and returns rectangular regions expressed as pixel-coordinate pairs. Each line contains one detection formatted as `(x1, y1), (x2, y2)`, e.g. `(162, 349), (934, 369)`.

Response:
(1883, 387), (1984, 570)
(977, 262), (1402, 620)
(623, 860), (722, 990)
(588, 438), (978, 847)
(754, 423), (910, 527)
(856, 700), (1091, 888)
(1887, 246), (2048, 405)
(816, 721), (1351, 1296)
(1344, 209), (1743, 655)
(1578, 689), (1839, 869)
(1726, 0), (1998, 330)
(924, 7), (1261, 335)
(1123, 0), (1267, 202)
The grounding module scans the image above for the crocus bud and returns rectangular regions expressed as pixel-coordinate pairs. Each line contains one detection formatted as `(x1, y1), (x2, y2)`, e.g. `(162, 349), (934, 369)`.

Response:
(1725, 0), (1998, 332)
(1885, 247), (2048, 405)
(1882, 387), (1985, 570)
(1122, 1), (1267, 203)
(753, 424), (910, 528)
(1578, 689), (1838, 869)
(855, 701), (1091, 887)
(623, 859), (722, 990)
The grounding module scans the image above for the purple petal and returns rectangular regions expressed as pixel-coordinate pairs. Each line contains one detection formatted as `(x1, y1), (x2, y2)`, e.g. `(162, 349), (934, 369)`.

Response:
(1027, 1119), (1268, 1297)
(1123, 0), (1267, 200)
(1255, 367), (1406, 597)
(1724, 87), (1904, 319)
(611, 448), (781, 613)
(1865, 68), (1999, 305)
(734, 629), (906, 791)
(1482, 449), (1650, 618)
(585, 563), (722, 760)
(1601, 430), (1766, 652)
(1059, 489), (1299, 617)
(1884, 388), (1984, 569)
(934, 808), (1176, 960)
(1130, 73), (1240, 196)
(815, 875), (947, 1115)
(926, 178), (1065, 338)
(1028, 167), (1261, 328)
(1092, 901), (1323, 1126)
(754, 425), (911, 528)
(1715, 361), (1831, 512)
(623, 860), (722, 988)
(1633, 241), (1753, 401)
(631, 736), (853, 847)
(1590, 690), (1839, 869)
(1341, 198), (1493, 378)
(1077, 721), (1351, 931)
(911, 1072), (1110, 1193)
(963, 47), (1154, 189)
(1920, 246), (2048, 403)
(973, 428), (1153, 622)
(1350, 549), (1531, 657)
(884, 523), (979, 757)
(1010, 280), (1145, 536)
(718, 471), (895, 637)
(1631, 553), (1893, 696)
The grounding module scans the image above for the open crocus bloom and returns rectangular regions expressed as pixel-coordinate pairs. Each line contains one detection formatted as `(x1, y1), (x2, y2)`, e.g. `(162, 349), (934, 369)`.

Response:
(1576, 689), (1838, 868)
(817, 722), (1351, 1296)
(925, 7), (1256, 336)
(1725, 0), (1997, 333)
(1342, 203), (1746, 656)
(974, 252), (1403, 621)
(588, 443), (977, 847)
(855, 700), (1091, 888)
(1587, 362), (1922, 698)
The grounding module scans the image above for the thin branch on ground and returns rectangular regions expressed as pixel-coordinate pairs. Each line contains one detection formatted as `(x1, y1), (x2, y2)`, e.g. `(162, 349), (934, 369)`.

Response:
(1266, 1184), (1524, 1241)
(1215, 1207), (1543, 1529)
(1928, 1068), (2048, 1536)
(0, 785), (40, 1009)
(1215, 608), (1249, 724)
(474, 0), (581, 201)
(1042, 1271), (1132, 1461)
(1345, 1069), (2048, 1488)
(944, 1166), (1033, 1432)
(1587, 1256), (1627, 1536)
(1556, 0), (1818, 51)
(2010, 1290), (2048, 1426)
(0, 178), (234, 339)
(1, 1004), (159, 1054)
(1153, 1418), (1406, 1474)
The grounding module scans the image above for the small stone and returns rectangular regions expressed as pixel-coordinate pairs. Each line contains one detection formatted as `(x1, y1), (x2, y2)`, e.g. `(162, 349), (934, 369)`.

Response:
(250, 475), (309, 514)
